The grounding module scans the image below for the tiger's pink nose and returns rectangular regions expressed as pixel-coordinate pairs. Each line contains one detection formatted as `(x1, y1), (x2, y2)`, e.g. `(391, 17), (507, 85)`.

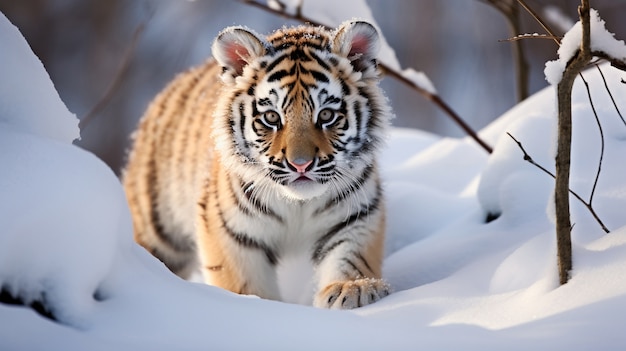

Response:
(288, 158), (313, 173)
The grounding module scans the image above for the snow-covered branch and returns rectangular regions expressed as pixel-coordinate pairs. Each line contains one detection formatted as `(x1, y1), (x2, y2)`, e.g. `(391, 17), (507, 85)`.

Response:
(545, 8), (626, 85)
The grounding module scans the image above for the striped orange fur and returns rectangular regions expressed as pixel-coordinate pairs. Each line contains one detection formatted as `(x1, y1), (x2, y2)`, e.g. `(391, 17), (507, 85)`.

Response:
(123, 21), (393, 309)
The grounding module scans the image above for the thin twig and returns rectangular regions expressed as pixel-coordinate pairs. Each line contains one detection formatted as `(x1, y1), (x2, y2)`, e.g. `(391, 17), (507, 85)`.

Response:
(239, 0), (493, 154)
(383, 70), (494, 154)
(499, 34), (561, 42)
(596, 64), (626, 128)
(482, 0), (529, 101)
(79, 22), (146, 130)
(507, 132), (610, 233)
(506, 132), (555, 178)
(516, 0), (561, 45)
(578, 72), (605, 207)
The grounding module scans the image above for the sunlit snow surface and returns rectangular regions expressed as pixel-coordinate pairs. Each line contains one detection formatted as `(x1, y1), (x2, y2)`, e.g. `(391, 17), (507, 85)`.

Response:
(2, 9), (626, 351)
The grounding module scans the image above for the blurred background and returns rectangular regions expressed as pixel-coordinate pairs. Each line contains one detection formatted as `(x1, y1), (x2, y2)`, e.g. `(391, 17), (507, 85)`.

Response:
(0, 0), (624, 174)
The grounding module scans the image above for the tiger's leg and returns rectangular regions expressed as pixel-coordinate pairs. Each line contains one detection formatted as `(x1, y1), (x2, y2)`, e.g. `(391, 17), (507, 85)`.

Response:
(124, 164), (198, 279)
(195, 172), (281, 300)
(195, 218), (281, 300)
(312, 210), (391, 309)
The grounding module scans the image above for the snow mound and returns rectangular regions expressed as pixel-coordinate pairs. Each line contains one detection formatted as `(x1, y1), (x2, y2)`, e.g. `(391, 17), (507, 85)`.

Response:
(0, 12), (78, 142)
(0, 128), (130, 328)
(3, 7), (626, 351)
(0, 11), (128, 329)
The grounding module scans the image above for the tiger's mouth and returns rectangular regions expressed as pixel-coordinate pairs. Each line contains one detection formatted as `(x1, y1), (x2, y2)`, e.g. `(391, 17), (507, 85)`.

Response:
(294, 175), (313, 183)
(281, 173), (328, 200)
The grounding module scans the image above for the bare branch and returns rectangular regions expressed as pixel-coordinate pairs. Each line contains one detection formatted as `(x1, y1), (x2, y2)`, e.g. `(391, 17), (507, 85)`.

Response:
(578, 72), (605, 207)
(499, 34), (561, 42)
(381, 69), (493, 154)
(506, 132), (555, 178)
(483, 0), (529, 101)
(516, 0), (561, 45)
(507, 132), (610, 234)
(595, 65), (626, 129)
(590, 51), (626, 72)
(239, 0), (493, 154)
(553, 0), (591, 285)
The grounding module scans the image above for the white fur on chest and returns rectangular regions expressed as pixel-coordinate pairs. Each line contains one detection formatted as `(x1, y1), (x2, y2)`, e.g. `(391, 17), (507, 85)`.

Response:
(238, 192), (345, 304)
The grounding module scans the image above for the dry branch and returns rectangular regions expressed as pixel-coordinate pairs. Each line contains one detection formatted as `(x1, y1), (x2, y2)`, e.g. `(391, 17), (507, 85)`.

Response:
(499, 34), (561, 42)
(507, 132), (609, 234)
(516, 0), (561, 45)
(554, 0), (591, 285)
(482, 0), (529, 101)
(595, 65), (626, 128)
(578, 73), (604, 208)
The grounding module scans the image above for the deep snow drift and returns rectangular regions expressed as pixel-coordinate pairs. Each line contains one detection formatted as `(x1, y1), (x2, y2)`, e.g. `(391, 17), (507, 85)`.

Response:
(2, 7), (626, 351)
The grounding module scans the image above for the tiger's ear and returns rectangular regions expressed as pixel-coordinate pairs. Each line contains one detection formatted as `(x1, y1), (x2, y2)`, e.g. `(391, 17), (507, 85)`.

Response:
(332, 20), (380, 75)
(212, 26), (268, 77)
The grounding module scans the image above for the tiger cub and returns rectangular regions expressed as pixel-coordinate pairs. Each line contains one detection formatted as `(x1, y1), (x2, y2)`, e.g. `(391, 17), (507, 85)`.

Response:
(123, 20), (393, 309)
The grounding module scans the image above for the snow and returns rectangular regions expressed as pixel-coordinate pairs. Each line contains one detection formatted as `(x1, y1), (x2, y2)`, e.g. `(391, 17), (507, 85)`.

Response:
(545, 8), (626, 85)
(3, 8), (626, 351)
(0, 12), (79, 143)
(401, 68), (438, 95)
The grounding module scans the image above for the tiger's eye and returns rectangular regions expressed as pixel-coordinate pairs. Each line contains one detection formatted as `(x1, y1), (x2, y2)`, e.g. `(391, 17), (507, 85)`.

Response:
(318, 108), (334, 123)
(262, 111), (281, 128)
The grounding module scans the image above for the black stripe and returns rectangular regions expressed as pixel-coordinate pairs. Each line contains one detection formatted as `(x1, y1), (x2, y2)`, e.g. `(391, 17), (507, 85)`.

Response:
(265, 54), (288, 74)
(258, 97), (272, 106)
(213, 180), (279, 266)
(353, 100), (363, 142)
(281, 94), (293, 111)
(270, 39), (326, 52)
(226, 226), (279, 266)
(149, 206), (194, 253)
(310, 70), (329, 83)
(225, 176), (254, 218)
(354, 251), (375, 276)
(312, 239), (347, 264)
(150, 245), (193, 275)
(147, 158), (195, 253)
(342, 258), (364, 278)
(268, 69), (289, 82)
(316, 164), (374, 215)
(241, 182), (284, 223)
(247, 84), (255, 96)
(238, 102), (247, 148)
(285, 82), (297, 96)
(309, 51), (331, 71)
(339, 77), (351, 95)
(323, 95), (342, 105)
(312, 183), (382, 263)
(290, 48), (311, 61)
(303, 91), (315, 112)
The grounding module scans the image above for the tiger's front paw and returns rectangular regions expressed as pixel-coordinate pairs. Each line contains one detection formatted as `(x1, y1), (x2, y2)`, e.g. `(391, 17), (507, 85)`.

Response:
(314, 278), (391, 309)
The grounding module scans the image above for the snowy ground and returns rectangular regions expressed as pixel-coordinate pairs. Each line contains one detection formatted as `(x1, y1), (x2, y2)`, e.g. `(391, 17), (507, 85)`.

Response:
(2, 7), (626, 351)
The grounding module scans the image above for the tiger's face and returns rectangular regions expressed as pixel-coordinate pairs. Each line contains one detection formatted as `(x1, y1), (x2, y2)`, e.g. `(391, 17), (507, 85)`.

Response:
(212, 22), (390, 200)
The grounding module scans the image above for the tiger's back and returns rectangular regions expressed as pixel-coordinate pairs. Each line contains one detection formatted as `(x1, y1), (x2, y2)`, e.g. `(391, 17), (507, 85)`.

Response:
(123, 21), (393, 309)
(124, 61), (222, 278)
